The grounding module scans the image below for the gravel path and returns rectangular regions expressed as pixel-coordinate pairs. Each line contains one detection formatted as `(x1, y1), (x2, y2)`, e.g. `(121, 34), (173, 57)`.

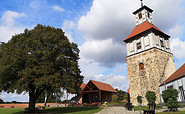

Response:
(95, 107), (139, 114)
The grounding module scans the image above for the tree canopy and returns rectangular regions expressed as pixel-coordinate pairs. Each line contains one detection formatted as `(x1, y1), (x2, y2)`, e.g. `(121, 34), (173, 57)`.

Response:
(145, 91), (156, 104)
(0, 24), (83, 112)
(115, 89), (127, 102)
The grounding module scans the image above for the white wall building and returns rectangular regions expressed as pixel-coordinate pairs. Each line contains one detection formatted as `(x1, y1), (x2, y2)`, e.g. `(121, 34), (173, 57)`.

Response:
(160, 63), (185, 102)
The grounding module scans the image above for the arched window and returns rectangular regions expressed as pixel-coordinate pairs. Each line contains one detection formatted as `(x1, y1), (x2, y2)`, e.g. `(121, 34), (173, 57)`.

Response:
(139, 63), (144, 71)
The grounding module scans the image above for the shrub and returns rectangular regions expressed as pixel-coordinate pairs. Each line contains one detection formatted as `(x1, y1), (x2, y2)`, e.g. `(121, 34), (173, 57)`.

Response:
(145, 91), (156, 104)
(162, 88), (179, 111)
(137, 96), (142, 104)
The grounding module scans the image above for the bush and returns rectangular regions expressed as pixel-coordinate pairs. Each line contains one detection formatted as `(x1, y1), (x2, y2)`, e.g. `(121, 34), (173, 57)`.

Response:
(162, 88), (179, 111)
(145, 91), (156, 104)
(137, 96), (142, 104)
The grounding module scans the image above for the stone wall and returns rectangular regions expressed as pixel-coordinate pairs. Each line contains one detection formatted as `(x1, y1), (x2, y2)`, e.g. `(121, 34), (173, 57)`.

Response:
(126, 48), (176, 105)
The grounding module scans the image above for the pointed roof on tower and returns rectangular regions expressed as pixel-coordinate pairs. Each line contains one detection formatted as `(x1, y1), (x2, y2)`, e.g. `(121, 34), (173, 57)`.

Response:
(133, 5), (153, 14)
(124, 21), (170, 42)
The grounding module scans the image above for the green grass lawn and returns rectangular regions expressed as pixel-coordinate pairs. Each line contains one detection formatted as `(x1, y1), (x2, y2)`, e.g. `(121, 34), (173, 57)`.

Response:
(0, 108), (24, 114)
(0, 107), (103, 114)
(156, 111), (185, 114)
(133, 106), (165, 111)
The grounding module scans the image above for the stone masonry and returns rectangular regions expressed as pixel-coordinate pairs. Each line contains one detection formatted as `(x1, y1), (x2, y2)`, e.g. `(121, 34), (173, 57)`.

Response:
(126, 48), (176, 105)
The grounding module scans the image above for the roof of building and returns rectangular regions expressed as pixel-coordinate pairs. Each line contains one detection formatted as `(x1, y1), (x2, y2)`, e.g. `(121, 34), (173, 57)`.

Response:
(124, 21), (169, 42)
(83, 80), (117, 93)
(133, 5), (153, 14)
(80, 83), (86, 90)
(160, 63), (185, 86)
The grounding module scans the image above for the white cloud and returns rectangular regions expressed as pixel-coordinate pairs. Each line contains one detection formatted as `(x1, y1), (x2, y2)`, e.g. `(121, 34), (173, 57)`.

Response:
(93, 74), (128, 91)
(11, 94), (25, 98)
(62, 20), (76, 42)
(169, 25), (183, 38)
(170, 38), (185, 59)
(30, 0), (39, 8)
(0, 11), (26, 43)
(1, 10), (25, 26)
(77, 0), (184, 68)
(0, 95), (5, 98)
(79, 39), (126, 67)
(78, 0), (183, 43)
(52, 5), (64, 12)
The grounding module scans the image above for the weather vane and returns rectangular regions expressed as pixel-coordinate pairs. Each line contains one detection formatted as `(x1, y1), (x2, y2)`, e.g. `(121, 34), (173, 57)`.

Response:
(140, 0), (144, 7)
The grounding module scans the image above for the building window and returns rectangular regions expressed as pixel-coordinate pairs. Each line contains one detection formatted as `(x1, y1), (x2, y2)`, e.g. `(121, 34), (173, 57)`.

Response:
(160, 40), (164, 47)
(167, 85), (173, 89)
(137, 42), (141, 50)
(179, 86), (185, 101)
(139, 63), (144, 71)
(139, 13), (142, 19)
(148, 12), (150, 18)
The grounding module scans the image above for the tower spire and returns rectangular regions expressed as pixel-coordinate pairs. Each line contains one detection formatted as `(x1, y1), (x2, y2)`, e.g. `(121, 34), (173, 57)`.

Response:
(140, 0), (144, 7)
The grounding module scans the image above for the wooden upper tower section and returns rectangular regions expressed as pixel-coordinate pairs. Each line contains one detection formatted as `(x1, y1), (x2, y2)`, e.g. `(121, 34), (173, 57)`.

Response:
(133, 5), (153, 26)
(124, 2), (171, 57)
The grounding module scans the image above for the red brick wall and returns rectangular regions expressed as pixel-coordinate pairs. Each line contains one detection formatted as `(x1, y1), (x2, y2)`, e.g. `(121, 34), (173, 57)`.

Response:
(0, 103), (60, 108)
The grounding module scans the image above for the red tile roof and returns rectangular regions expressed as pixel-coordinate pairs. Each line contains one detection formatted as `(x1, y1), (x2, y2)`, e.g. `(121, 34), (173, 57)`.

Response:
(90, 80), (117, 93)
(80, 83), (86, 90)
(160, 63), (185, 86)
(124, 21), (166, 42)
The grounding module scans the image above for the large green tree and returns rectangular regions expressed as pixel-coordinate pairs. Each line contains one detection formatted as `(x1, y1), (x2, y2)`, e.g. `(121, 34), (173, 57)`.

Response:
(0, 24), (83, 112)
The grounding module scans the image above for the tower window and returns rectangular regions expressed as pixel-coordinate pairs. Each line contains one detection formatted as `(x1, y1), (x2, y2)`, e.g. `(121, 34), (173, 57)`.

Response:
(137, 42), (141, 50)
(160, 40), (164, 47)
(139, 63), (144, 71)
(148, 12), (150, 18)
(139, 13), (142, 19)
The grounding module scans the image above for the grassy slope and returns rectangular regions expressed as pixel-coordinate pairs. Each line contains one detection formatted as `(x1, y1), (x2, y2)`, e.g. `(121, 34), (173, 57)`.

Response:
(0, 107), (103, 114)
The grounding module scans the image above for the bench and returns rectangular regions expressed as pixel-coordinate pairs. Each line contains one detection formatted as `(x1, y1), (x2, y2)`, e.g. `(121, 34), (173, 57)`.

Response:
(143, 103), (156, 114)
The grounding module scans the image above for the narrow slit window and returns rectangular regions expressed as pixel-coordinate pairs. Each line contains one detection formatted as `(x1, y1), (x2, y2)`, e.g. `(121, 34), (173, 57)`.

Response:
(137, 42), (141, 50)
(139, 13), (142, 19)
(148, 12), (150, 18)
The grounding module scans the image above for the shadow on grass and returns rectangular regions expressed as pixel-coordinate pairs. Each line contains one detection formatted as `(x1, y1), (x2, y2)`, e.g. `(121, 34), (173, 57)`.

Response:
(13, 107), (102, 114)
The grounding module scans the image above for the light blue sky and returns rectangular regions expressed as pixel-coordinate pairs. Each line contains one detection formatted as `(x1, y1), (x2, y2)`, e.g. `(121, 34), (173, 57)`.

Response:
(0, 0), (185, 102)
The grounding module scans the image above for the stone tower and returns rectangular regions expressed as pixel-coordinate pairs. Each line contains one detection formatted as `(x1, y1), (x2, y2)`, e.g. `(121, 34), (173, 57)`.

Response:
(124, 4), (176, 105)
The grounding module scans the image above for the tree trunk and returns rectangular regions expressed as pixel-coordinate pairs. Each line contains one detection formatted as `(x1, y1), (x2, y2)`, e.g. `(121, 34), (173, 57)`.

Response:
(28, 93), (36, 113)
(44, 91), (47, 107)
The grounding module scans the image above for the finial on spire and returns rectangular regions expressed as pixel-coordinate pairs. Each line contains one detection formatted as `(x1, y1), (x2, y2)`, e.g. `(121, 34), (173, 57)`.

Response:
(140, 0), (144, 7)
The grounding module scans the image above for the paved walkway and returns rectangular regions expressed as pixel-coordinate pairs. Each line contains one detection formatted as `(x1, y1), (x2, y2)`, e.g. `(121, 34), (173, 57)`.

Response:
(95, 107), (139, 114)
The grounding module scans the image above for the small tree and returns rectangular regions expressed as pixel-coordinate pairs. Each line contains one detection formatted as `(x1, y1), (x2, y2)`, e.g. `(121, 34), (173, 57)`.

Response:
(162, 88), (179, 111)
(145, 91), (156, 104)
(115, 89), (127, 102)
(137, 96), (142, 114)
(137, 96), (142, 104)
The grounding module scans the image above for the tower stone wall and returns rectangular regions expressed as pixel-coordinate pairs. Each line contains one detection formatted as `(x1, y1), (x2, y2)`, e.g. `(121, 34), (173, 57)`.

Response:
(127, 48), (176, 105)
